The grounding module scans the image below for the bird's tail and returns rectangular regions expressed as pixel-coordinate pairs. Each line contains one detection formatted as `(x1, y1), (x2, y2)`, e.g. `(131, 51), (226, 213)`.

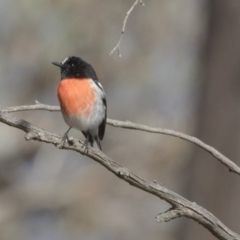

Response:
(82, 131), (102, 150)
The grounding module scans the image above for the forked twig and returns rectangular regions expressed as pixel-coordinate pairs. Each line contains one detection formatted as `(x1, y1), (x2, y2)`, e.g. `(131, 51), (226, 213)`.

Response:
(110, 0), (145, 57)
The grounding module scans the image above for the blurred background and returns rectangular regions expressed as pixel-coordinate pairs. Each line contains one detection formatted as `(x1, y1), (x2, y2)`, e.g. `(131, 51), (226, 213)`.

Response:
(0, 0), (240, 239)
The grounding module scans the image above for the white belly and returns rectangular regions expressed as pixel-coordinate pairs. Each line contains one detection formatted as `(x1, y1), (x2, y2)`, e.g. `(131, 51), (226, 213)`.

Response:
(63, 103), (105, 135)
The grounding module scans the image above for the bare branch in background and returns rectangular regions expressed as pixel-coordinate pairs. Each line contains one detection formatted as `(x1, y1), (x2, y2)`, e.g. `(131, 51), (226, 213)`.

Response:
(2, 103), (60, 112)
(110, 0), (145, 57)
(0, 111), (239, 240)
(2, 103), (240, 176)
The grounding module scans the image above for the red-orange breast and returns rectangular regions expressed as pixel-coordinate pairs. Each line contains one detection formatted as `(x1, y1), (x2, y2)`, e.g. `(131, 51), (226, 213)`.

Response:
(57, 78), (96, 116)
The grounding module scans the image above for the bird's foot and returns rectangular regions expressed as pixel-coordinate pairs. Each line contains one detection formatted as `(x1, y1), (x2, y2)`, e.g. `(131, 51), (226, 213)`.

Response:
(61, 132), (69, 146)
(81, 138), (89, 155)
(60, 127), (72, 147)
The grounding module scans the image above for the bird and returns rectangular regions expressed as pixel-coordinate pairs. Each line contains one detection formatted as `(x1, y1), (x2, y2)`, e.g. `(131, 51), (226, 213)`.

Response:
(52, 56), (107, 153)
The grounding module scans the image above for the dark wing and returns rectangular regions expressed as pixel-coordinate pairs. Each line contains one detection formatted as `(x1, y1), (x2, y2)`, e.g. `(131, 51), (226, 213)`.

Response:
(98, 96), (107, 140)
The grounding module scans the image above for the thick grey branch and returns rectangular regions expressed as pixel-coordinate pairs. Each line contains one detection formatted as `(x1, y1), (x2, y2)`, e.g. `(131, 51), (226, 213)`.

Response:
(0, 111), (239, 240)
(2, 103), (240, 176)
(156, 207), (184, 223)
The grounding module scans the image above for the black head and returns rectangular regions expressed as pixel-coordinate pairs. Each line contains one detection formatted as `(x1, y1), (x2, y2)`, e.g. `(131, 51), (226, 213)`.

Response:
(52, 56), (98, 80)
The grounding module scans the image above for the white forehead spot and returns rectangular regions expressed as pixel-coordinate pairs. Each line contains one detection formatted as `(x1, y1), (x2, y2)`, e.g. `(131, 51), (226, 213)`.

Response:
(62, 57), (69, 64)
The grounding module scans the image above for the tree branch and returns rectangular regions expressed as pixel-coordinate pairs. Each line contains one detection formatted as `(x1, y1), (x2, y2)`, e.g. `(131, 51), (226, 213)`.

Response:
(110, 0), (144, 57)
(156, 207), (184, 223)
(0, 111), (239, 240)
(2, 103), (240, 176)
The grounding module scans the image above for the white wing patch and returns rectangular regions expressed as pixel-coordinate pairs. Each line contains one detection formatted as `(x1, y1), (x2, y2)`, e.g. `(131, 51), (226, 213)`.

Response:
(94, 81), (104, 91)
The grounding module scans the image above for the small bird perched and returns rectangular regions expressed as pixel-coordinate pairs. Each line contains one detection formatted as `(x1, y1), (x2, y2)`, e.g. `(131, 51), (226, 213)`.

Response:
(52, 56), (107, 152)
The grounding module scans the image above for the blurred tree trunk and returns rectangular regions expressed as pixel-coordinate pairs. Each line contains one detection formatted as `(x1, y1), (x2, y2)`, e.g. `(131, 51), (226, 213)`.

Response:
(182, 1), (240, 239)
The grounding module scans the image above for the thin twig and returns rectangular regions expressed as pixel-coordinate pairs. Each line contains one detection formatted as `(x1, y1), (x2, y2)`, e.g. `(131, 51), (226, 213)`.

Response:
(107, 119), (240, 176)
(110, 0), (144, 57)
(2, 103), (240, 176)
(2, 103), (60, 112)
(0, 111), (239, 240)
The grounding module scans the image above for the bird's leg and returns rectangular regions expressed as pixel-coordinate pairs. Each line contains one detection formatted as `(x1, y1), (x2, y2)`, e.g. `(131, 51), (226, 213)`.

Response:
(82, 131), (90, 154)
(62, 127), (72, 145)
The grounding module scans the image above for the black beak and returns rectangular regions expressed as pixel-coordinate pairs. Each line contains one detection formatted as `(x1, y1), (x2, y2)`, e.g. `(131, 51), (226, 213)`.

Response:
(52, 62), (63, 68)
